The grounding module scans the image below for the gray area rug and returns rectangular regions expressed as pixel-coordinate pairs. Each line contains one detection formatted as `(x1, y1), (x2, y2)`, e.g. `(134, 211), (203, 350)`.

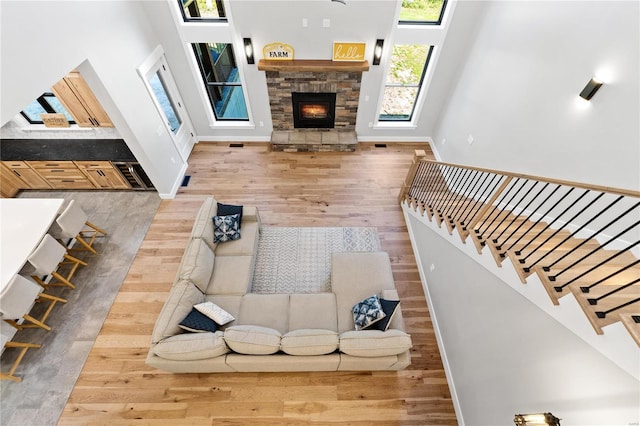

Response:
(252, 227), (381, 293)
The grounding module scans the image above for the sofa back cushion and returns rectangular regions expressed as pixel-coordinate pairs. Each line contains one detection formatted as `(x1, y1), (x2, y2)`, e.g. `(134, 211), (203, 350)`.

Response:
(237, 293), (290, 334)
(224, 325), (281, 355)
(289, 293), (338, 332)
(190, 197), (218, 249)
(281, 329), (338, 356)
(151, 279), (205, 343)
(153, 331), (229, 361)
(179, 239), (215, 293)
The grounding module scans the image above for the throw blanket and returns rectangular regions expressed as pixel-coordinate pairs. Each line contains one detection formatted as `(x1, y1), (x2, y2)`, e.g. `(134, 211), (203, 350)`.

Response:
(251, 227), (381, 293)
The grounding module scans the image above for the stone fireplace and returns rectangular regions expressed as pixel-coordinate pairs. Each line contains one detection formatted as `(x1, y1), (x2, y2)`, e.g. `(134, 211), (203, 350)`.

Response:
(259, 60), (369, 152)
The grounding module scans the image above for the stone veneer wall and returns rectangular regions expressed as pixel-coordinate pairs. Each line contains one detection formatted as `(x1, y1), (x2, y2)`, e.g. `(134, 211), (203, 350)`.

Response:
(266, 71), (362, 131)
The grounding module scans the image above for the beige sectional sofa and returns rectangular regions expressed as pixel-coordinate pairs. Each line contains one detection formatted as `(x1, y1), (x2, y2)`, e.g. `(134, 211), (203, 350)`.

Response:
(146, 197), (412, 373)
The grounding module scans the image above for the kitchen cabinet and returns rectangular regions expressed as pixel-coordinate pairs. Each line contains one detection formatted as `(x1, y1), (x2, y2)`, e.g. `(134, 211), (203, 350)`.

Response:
(75, 161), (130, 189)
(0, 163), (23, 197)
(28, 161), (95, 189)
(2, 161), (51, 189)
(51, 71), (113, 127)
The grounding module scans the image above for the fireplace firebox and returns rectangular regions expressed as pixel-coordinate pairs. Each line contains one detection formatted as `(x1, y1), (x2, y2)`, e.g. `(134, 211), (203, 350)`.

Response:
(291, 92), (336, 129)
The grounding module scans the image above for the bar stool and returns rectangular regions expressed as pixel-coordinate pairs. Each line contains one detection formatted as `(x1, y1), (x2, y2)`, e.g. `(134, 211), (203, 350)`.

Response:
(1, 274), (66, 332)
(27, 234), (86, 290)
(52, 200), (107, 255)
(0, 321), (41, 382)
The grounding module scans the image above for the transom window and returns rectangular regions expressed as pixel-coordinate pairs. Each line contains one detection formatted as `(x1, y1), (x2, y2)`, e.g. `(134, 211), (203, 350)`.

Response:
(399, 0), (448, 24)
(179, 0), (226, 21)
(21, 93), (75, 124)
(192, 43), (248, 121)
(378, 44), (433, 122)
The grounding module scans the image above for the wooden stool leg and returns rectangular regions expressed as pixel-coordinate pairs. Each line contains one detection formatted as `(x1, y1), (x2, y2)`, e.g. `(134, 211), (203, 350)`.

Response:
(1, 341), (41, 382)
(85, 221), (107, 236)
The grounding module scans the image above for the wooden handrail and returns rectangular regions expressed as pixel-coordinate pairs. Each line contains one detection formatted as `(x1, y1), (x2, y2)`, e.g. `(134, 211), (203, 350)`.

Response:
(416, 159), (640, 199)
(400, 152), (640, 345)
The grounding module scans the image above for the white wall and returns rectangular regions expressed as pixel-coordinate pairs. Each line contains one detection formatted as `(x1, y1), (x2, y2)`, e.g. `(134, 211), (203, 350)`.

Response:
(432, 0), (640, 192)
(0, 0), (185, 196)
(406, 213), (640, 426)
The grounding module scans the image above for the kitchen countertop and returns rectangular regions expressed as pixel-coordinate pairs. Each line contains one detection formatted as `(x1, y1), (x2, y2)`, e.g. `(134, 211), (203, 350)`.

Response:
(0, 139), (137, 162)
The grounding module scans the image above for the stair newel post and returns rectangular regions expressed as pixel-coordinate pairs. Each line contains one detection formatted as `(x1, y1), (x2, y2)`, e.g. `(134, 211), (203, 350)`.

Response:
(398, 150), (428, 204)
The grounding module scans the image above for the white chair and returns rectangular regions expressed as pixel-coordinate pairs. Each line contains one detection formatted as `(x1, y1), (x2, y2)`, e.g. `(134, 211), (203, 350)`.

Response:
(52, 200), (107, 255)
(1, 274), (66, 332)
(27, 234), (86, 290)
(0, 321), (41, 382)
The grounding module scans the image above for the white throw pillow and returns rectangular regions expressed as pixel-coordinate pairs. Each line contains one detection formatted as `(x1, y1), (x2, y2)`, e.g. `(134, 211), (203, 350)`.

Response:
(224, 325), (281, 355)
(194, 301), (235, 326)
(281, 329), (339, 356)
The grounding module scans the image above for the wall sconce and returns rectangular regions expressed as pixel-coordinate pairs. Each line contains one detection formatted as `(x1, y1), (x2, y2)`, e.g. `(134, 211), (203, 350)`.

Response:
(579, 77), (603, 101)
(243, 38), (255, 65)
(514, 412), (561, 426)
(373, 39), (384, 66)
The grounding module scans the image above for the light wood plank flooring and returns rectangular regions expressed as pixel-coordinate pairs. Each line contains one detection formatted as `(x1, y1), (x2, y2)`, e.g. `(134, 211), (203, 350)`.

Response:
(59, 142), (457, 425)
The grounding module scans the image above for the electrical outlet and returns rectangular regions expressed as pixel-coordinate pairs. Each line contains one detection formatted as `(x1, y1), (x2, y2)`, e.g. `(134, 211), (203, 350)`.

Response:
(430, 263), (435, 272)
(302, 18), (308, 27)
(368, 122), (373, 127)
(259, 121), (264, 127)
(365, 95), (370, 102)
(442, 138), (446, 145)
(467, 134), (474, 145)
(323, 18), (330, 28)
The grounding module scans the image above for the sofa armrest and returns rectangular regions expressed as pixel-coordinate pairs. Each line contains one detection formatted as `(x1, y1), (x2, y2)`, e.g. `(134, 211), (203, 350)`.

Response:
(242, 206), (261, 231)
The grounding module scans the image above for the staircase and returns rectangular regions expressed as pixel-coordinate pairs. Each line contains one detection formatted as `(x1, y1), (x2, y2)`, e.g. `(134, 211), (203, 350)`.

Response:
(399, 150), (640, 353)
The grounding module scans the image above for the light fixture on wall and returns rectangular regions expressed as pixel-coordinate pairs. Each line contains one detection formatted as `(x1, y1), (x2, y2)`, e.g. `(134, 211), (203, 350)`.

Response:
(373, 39), (384, 66)
(579, 77), (603, 101)
(514, 413), (561, 426)
(243, 38), (255, 65)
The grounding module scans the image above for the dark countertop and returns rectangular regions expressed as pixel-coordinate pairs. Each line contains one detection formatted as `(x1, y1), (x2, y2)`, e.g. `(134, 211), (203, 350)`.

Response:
(0, 139), (137, 162)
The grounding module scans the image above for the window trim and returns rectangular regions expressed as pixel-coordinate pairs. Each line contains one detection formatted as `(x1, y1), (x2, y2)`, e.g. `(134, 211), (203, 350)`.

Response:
(20, 92), (76, 125)
(378, 45), (434, 123)
(178, 0), (227, 22)
(398, 0), (448, 26)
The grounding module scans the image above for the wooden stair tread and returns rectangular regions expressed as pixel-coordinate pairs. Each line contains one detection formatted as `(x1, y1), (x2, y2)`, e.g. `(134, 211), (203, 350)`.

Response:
(620, 314), (640, 348)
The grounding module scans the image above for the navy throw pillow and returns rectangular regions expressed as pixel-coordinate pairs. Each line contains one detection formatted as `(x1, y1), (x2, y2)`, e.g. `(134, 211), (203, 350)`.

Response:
(179, 308), (218, 333)
(217, 202), (243, 228)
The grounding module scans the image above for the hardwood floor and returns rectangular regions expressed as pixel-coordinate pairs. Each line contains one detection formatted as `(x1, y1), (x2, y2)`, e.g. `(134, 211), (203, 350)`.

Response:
(59, 142), (457, 425)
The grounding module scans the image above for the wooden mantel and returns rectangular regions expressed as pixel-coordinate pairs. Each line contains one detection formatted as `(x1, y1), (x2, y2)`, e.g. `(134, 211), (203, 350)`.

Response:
(258, 59), (370, 73)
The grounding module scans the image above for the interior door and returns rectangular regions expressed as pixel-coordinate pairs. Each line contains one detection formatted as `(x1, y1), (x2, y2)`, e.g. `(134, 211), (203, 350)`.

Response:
(139, 50), (196, 162)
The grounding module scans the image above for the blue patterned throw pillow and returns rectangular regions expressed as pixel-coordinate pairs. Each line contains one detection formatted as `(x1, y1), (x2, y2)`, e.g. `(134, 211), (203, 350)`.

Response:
(179, 308), (218, 333)
(352, 294), (386, 330)
(213, 214), (241, 243)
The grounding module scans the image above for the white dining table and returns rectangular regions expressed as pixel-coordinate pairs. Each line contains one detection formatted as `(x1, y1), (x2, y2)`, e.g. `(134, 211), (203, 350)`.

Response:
(0, 198), (65, 292)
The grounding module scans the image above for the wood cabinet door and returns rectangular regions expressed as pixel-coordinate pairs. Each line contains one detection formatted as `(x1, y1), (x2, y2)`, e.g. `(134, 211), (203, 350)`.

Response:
(1, 161), (51, 189)
(51, 72), (113, 127)
(0, 164), (23, 197)
(75, 161), (130, 189)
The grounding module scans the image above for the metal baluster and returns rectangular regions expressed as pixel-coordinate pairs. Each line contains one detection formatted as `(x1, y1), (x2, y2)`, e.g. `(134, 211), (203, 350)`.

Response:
(475, 178), (522, 237)
(527, 194), (622, 270)
(439, 168), (469, 219)
(588, 278), (640, 306)
(453, 172), (493, 225)
(491, 180), (540, 245)
(580, 259), (640, 293)
(461, 174), (504, 230)
(595, 296), (640, 319)
(423, 164), (450, 214)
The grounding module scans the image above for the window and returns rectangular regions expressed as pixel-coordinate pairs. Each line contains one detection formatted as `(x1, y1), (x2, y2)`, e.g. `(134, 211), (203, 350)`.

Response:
(21, 93), (75, 124)
(179, 0), (226, 21)
(399, 0), (447, 24)
(378, 44), (433, 122)
(148, 71), (182, 134)
(192, 43), (248, 121)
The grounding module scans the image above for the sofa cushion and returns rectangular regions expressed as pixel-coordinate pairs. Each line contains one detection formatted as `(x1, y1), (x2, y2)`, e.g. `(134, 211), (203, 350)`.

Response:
(214, 221), (260, 257)
(206, 256), (254, 295)
(154, 331), (228, 360)
(179, 239), (214, 293)
(281, 329), (339, 356)
(190, 197), (218, 250)
(363, 299), (400, 331)
(238, 293), (290, 334)
(194, 301), (235, 326)
(331, 252), (396, 333)
(179, 308), (218, 333)
(352, 294), (386, 330)
(224, 325), (281, 355)
(213, 214), (241, 243)
(217, 202), (243, 228)
(289, 293), (338, 331)
(152, 279), (205, 343)
(339, 329), (412, 357)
